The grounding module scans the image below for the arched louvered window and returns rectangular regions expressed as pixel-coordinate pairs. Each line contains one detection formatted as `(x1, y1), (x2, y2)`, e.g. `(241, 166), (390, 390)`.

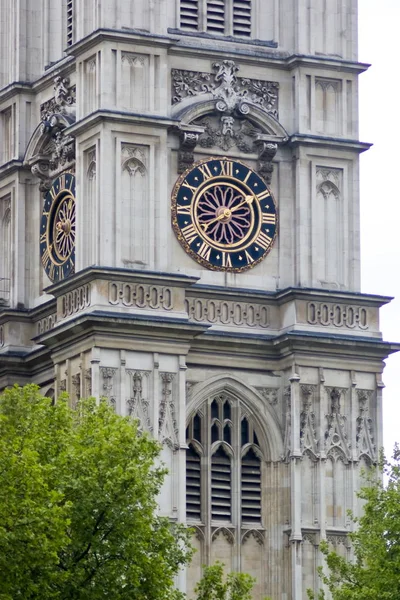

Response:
(186, 394), (263, 528)
(211, 446), (232, 521)
(241, 448), (261, 524)
(179, 0), (252, 38)
(66, 0), (74, 46)
(186, 444), (202, 520)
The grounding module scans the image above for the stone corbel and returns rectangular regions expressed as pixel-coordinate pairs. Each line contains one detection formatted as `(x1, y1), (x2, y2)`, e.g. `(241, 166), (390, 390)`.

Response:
(254, 136), (279, 185)
(174, 124), (205, 174)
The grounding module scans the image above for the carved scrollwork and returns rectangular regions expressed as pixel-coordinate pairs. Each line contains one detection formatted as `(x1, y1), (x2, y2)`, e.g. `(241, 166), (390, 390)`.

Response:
(356, 389), (376, 462)
(300, 385), (319, 458)
(185, 297), (269, 328)
(256, 387), (279, 406)
(325, 387), (350, 461)
(40, 77), (76, 121)
(307, 302), (369, 330)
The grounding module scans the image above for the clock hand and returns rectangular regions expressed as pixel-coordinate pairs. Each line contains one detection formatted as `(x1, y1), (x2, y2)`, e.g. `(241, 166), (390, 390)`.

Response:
(229, 195), (254, 212)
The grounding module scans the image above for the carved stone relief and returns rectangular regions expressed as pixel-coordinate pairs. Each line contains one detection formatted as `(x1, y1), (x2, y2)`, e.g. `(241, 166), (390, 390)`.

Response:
(356, 389), (376, 462)
(121, 145), (147, 176)
(185, 297), (269, 328)
(159, 372), (178, 450)
(241, 529), (264, 546)
(100, 367), (117, 409)
(256, 387), (279, 406)
(40, 77), (76, 121)
(60, 284), (91, 319)
(126, 370), (152, 432)
(325, 387), (350, 461)
(300, 385), (319, 458)
(109, 282), (173, 310)
(37, 312), (57, 335)
(307, 302), (368, 330)
(84, 368), (92, 397)
(212, 527), (235, 545)
(172, 61), (279, 118)
(71, 373), (81, 407)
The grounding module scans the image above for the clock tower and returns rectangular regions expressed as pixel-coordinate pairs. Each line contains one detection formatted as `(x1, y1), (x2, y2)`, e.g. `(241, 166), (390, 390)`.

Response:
(0, 1), (398, 598)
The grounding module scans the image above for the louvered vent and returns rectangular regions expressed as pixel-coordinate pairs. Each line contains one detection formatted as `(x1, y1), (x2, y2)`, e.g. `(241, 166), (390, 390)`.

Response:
(180, 0), (199, 31)
(66, 0), (74, 46)
(241, 449), (261, 523)
(211, 447), (231, 521)
(233, 0), (251, 37)
(207, 0), (225, 34)
(186, 445), (201, 520)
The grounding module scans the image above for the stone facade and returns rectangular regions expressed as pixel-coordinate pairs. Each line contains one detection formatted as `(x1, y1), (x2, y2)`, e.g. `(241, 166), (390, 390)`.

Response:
(0, 1), (398, 599)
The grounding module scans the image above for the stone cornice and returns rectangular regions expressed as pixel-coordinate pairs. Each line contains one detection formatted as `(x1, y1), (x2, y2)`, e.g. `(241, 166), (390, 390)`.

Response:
(65, 28), (177, 58)
(0, 160), (26, 180)
(289, 134), (372, 153)
(66, 110), (179, 137)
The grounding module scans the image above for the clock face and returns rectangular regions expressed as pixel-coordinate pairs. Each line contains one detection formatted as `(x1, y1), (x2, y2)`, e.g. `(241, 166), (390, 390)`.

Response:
(171, 157), (277, 272)
(40, 173), (76, 283)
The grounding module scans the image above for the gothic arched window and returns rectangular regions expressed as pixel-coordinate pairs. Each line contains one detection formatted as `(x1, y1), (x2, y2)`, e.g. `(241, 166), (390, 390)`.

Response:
(186, 393), (263, 528)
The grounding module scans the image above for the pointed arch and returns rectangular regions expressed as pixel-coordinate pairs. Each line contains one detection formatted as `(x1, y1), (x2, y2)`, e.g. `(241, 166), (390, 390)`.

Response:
(187, 374), (283, 461)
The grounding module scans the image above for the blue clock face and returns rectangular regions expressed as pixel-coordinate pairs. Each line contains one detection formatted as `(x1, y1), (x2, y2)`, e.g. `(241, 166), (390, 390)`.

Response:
(40, 173), (76, 283)
(171, 157), (278, 272)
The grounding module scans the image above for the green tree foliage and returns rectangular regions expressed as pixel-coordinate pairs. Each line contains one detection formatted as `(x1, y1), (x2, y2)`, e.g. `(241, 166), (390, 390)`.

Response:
(194, 562), (257, 600)
(308, 447), (400, 600)
(0, 384), (192, 600)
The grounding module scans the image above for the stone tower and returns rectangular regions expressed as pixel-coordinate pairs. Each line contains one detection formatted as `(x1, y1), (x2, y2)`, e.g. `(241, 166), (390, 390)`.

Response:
(0, 1), (397, 598)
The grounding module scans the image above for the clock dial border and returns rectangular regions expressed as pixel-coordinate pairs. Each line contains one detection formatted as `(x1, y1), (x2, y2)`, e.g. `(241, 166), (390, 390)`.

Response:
(171, 156), (278, 273)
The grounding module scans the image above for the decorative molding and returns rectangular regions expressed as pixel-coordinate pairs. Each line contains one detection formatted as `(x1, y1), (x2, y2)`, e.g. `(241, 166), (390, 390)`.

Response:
(212, 527), (235, 545)
(186, 381), (197, 400)
(87, 147), (96, 179)
(302, 532), (317, 545)
(282, 386), (291, 460)
(37, 312), (57, 335)
(121, 53), (145, 67)
(172, 61), (279, 118)
(59, 379), (67, 392)
(241, 529), (265, 546)
(356, 389), (376, 462)
(159, 372), (178, 450)
(256, 140), (278, 185)
(100, 367), (117, 408)
(126, 370), (152, 432)
(71, 373), (81, 406)
(60, 284), (91, 318)
(325, 387), (350, 461)
(307, 302), (369, 330)
(300, 385), (319, 458)
(40, 77), (76, 121)
(121, 145), (146, 176)
(185, 298), (269, 328)
(108, 282), (174, 310)
(256, 387), (279, 406)
(326, 533), (349, 548)
(84, 368), (92, 397)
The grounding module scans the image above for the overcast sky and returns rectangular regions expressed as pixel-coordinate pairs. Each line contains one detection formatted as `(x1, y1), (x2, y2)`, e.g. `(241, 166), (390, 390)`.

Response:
(358, 0), (400, 456)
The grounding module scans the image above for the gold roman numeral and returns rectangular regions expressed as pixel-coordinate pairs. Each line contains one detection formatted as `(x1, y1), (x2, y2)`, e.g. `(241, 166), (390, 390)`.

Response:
(198, 241), (211, 260)
(256, 189), (270, 202)
(48, 263), (55, 280)
(59, 173), (66, 189)
(221, 252), (232, 268)
(198, 163), (213, 181)
(40, 232), (47, 243)
(181, 223), (198, 244)
(220, 161), (233, 177)
(262, 213), (276, 224)
(255, 231), (273, 250)
(41, 247), (50, 267)
(177, 204), (191, 215)
(245, 250), (254, 264)
(182, 180), (197, 193)
(243, 170), (252, 184)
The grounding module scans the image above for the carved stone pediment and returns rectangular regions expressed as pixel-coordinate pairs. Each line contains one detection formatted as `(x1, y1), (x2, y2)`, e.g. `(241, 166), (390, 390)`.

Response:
(171, 60), (287, 177)
(24, 76), (76, 192)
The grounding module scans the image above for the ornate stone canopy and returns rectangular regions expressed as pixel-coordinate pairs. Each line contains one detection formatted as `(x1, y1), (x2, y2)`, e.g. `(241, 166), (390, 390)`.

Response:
(24, 76), (76, 192)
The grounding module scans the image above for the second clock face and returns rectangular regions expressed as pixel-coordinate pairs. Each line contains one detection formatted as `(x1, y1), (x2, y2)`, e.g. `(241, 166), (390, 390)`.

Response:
(171, 157), (277, 272)
(40, 173), (76, 283)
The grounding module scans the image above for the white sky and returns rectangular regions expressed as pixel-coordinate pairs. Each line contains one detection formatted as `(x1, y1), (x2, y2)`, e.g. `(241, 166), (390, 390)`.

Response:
(358, 0), (400, 456)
